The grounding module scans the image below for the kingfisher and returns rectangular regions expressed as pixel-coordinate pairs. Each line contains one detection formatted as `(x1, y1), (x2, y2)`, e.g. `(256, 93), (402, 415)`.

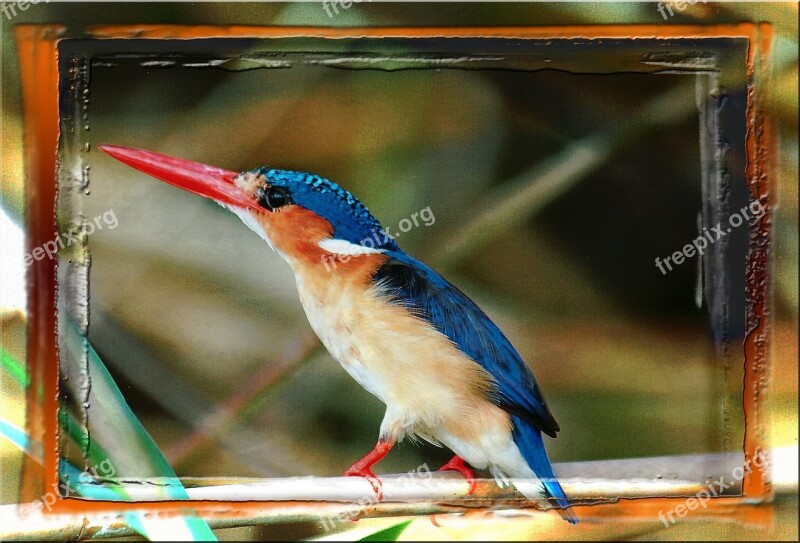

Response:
(99, 145), (577, 523)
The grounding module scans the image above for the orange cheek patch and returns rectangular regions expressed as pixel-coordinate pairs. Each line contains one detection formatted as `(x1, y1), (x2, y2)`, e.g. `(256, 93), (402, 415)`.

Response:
(255, 206), (386, 283)
(262, 206), (334, 252)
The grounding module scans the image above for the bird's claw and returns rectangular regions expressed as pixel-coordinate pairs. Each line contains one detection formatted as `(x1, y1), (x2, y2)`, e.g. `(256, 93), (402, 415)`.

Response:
(438, 455), (477, 495)
(344, 466), (384, 501)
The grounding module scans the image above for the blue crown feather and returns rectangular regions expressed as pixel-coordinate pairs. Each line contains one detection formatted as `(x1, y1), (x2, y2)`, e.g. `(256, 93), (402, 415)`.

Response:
(254, 168), (399, 252)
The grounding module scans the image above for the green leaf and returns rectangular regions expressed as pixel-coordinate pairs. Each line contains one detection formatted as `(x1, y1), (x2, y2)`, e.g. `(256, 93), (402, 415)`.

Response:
(58, 408), (115, 468)
(1, 346), (117, 480)
(61, 312), (176, 477)
(358, 520), (413, 542)
(1, 347), (29, 388)
(58, 310), (218, 541)
(0, 415), (216, 541)
(60, 460), (211, 540)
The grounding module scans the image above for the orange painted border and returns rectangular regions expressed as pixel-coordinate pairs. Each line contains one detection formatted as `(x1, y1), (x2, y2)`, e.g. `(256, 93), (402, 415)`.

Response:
(16, 24), (65, 506)
(741, 22), (774, 501)
(15, 24), (774, 525)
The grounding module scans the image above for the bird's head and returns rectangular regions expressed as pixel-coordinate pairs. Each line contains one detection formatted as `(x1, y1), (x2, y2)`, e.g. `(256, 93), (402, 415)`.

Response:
(100, 145), (398, 271)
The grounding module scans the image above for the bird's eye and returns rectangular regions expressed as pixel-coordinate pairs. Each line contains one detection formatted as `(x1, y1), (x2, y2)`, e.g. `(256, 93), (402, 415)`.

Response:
(259, 187), (290, 210)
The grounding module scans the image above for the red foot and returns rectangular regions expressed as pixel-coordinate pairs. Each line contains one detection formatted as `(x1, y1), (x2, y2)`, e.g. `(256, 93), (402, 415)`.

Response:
(438, 455), (477, 495)
(343, 465), (385, 500)
(343, 440), (394, 501)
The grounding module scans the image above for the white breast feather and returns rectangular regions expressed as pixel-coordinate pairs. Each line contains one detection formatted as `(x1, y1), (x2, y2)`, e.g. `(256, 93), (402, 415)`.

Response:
(295, 270), (546, 497)
(296, 275), (389, 401)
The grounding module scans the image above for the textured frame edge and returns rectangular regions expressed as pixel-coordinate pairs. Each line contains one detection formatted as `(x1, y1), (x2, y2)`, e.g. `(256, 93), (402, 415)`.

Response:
(15, 23), (773, 525)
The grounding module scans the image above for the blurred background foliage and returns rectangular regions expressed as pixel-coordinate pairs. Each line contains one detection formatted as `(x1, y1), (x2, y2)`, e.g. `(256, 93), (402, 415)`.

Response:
(1, 1), (797, 541)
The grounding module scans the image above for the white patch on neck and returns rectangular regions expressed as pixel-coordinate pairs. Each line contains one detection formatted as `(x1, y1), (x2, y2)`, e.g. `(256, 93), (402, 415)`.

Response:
(318, 238), (383, 256)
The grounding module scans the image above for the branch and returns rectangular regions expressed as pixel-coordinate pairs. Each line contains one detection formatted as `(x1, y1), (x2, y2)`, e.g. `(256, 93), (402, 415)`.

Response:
(5, 448), (796, 540)
(79, 472), (709, 503)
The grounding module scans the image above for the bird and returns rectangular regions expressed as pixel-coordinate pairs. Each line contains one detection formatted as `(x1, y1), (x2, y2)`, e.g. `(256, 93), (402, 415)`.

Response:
(99, 144), (577, 524)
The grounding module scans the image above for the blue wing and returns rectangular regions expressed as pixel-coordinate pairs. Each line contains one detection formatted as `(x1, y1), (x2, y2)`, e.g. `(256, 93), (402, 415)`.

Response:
(373, 250), (560, 437)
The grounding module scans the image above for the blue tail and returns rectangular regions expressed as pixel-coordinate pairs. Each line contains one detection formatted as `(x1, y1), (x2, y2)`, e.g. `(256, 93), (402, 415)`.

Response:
(511, 415), (578, 524)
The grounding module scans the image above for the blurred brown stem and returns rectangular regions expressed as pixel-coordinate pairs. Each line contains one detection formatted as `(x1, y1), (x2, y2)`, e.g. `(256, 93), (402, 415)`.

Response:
(164, 333), (321, 467)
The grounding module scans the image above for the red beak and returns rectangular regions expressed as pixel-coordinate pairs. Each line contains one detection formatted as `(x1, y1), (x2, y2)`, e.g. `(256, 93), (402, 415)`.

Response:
(99, 145), (259, 210)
